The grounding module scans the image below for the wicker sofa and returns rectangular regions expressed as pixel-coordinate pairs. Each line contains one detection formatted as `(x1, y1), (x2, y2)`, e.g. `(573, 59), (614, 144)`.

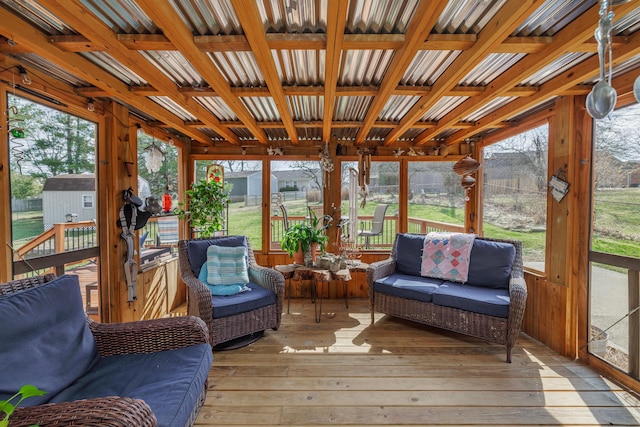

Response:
(367, 233), (527, 362)
(178, 235), (285, 348)
(0, 274), (212, 427)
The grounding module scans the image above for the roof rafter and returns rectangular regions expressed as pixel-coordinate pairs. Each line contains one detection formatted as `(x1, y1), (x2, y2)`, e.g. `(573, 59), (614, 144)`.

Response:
(0, 7), (211, 144)
(355, 0), (450, 145)
(38, 0), (241, 145)
(135, 0), (268, 145)
(446, 28), (640, 145)
(385, 0), (547, 146)
(231, 0), (299, 145)
(323, 0), (349, 143)
(415, 1), (639, 146)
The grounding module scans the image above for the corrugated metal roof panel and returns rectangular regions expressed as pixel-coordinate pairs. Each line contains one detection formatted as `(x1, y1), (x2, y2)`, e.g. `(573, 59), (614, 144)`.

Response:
(241, 97), (281, 122)
(170, 0), (240, 35)
(273, 50), (325, 85)
(288, 96), (324, 121)
(365, 128), (392, 141)
(397, 128), (426, 141)
(345, 0), (420, 34)
(265, 128), (290, 141)
(461, 53), (526, 86)
(513, 0), (595, 37)
(13, 53), (92, 87)
(195, 97), (238, 121)
(339, 50), (395, 86)
(297, 127), (322, 142)
(419, 96), (468, 121)
(208, 51), (265, 87)
(614, 6), (640, 35)
(139, 50), (205, 87)
(401, 50), (462, 86)
(333, 128), (360, 141)
(196, 127), (224, 141)
(464, 96), (516, 122)
(149, 96), (197, 121)
(228, 127), (256, 141)
(0, 0), (74, 34)
(79, 0), (156, 33)
(379, 95), (420, 121)
(80, 52), (147, 85)
(333, 96), (374, 121)
(259, 0), (327, 33)
(434, 0), (506, 34)
(522, 52), (593, 85)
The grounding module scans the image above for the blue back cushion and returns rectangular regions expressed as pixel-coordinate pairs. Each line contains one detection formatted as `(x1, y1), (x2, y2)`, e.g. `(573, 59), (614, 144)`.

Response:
(186, 236), (248, 277)
(394, 233), (425, 276)
(467, 239), (516, 289)
(0, 275), (99, 406)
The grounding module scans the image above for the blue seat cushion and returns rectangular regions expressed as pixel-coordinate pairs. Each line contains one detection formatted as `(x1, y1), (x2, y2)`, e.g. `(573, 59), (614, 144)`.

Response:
(187, 236), (248, 277)
(432, 281), (510, 318)
(374, 273), (444, 303)
(467, 239), (516, 289)
(212, 282), (276, 319)
(48, 343), (212, 427)
(0, 274), (99, 407)
(394, 233), (425, 276)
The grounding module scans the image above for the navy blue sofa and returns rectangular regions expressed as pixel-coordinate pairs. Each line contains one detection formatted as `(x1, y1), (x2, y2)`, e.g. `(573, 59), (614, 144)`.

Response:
(367, 233), (527, 362)
(0, 274), (212, 427)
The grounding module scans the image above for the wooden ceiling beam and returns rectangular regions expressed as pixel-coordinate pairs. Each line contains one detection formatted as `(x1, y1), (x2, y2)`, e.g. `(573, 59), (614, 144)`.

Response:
(385, 0), (547, 146)
(0, 7), (212, 144)
(136, 0), (267, 145)
(415, 1), (639, 146)
(323, 0), (349, 143)
(355, 0), (450, 145)
(231, 0), (298, 144)
(446, 30), (640, 146)
(39, 0), (241, 145)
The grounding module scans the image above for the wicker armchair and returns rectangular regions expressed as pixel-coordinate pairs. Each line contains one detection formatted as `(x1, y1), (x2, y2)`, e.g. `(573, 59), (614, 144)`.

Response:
(0, 274), (211, 427)
(178, 236), (285, 347)
(368, 234), (527, 363)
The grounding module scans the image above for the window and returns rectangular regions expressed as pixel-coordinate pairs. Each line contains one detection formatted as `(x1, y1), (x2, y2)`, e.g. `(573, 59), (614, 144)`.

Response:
(407, 161), (464, 234)
(192, 160), (263, 250)
(341, 160), (398, 251)
(82, 194), (94, 209)
(482, 124), (549, 270)
(589, 102), (640, 372)
(271, 160), (323, 251)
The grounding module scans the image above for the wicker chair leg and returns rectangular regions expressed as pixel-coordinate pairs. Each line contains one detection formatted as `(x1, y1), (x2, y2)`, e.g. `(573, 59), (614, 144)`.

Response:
(506, 346), (512, 363)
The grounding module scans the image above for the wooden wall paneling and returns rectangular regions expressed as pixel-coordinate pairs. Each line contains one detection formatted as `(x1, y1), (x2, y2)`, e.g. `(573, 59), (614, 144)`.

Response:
(141, 265), (168, 319)
(0, 83), (11, 281)
(165, 257), (183, 311)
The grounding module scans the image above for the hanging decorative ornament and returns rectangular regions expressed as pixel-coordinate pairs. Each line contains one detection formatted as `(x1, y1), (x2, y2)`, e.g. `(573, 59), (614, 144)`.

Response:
(453, 154), (481, 176)
(319, 142), (334, 173)
(142, 141), (164, 173)
(461, 175), (476, 202)
(634, 75), (640, 103)
(586, 0), (617, 120)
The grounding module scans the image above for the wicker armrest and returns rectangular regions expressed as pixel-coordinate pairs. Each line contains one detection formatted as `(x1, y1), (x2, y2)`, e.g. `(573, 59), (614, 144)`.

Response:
(506, 276), (528, 346)
(367, 257), (397, 283)
(11, 396), (157, 427)
(249, 264), (286, 295)
(89, 315), (209, 357)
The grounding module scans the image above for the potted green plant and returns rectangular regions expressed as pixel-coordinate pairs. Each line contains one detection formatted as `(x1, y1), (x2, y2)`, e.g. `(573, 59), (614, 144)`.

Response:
(1, 384), (46, 427)
(281, 210), (332, 265)
(175, 179), (231, 237)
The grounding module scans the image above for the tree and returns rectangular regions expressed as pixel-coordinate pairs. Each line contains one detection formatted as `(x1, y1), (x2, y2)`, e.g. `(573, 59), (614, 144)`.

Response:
(7, 95), (95, 179)
(10, 172), (42, 200)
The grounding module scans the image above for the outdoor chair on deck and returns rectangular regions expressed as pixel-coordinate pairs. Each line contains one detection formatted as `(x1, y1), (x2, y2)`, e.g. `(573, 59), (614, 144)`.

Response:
(155, 215), (179, 247)
(178, 235), (285, 348)
(358, 203), (389, 249)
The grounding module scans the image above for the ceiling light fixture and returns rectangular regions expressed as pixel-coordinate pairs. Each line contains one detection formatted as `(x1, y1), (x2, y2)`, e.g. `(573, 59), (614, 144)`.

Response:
(87, 98), (95, 112)
(142, 140), (164, 173)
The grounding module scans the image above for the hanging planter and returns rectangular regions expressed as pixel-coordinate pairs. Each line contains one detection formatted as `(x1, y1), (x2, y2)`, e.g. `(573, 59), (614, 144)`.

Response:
(453, 154), (481, 176)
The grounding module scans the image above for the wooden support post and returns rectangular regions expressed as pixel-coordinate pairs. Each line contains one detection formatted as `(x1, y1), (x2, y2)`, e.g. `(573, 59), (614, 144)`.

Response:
(0, 83), (12, 281)
(629, 270), (640, 378)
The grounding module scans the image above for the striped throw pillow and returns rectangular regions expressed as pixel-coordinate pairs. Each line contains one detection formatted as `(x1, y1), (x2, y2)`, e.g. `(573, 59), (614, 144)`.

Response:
(206, 245), (249, 287)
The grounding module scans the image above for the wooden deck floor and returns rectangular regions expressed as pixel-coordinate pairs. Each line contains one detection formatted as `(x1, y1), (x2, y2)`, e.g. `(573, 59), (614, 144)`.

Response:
(197, 298), (640, 426)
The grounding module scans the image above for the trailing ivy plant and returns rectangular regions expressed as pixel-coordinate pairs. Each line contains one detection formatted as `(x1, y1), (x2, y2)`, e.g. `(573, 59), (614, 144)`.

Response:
(0, 384), (47, 427)
(175, 179), (231, 237)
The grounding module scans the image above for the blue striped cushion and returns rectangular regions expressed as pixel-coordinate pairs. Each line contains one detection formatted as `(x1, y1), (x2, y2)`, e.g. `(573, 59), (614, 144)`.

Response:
(206, 245), (249, 286)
